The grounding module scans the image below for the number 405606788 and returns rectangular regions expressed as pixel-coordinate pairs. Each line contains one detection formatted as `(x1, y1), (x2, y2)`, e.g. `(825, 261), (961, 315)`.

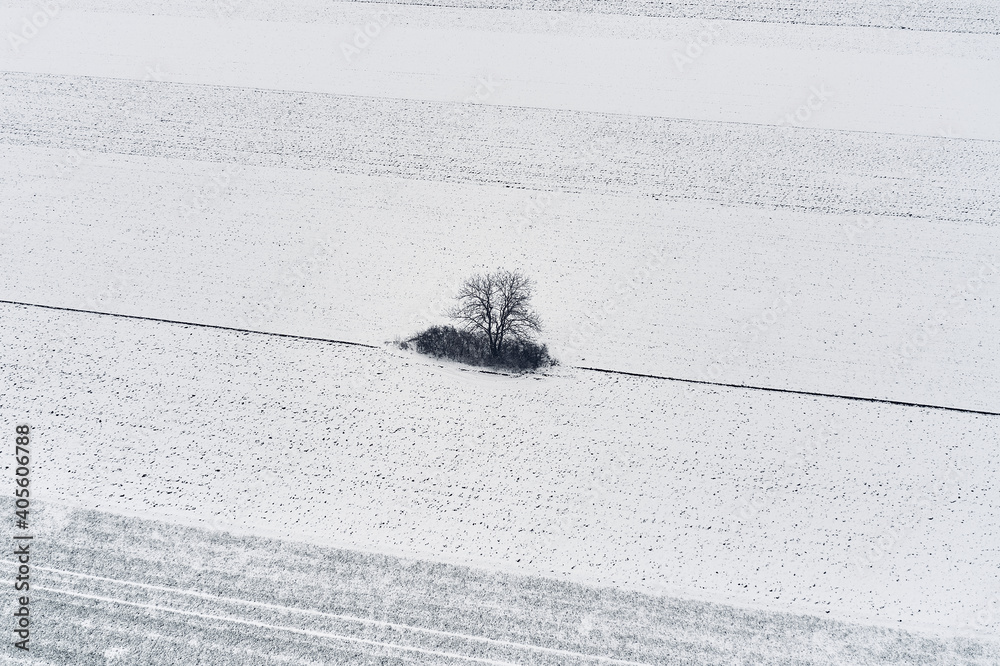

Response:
(15, 425), (30, 527)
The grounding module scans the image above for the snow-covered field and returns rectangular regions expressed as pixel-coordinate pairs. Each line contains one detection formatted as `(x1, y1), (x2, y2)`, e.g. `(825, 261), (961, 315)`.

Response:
(1, 137), (997, 411)
(3, 302), (998, 638)
(24, 503), (1000, 665)
(3, 72), (999, 220)
(1, 5), (998, 138)
(4, 0), (1000, 33)
(1, 1), (997, 415)
(5, 0), (1000, 33)
(2, 0), (998, 656)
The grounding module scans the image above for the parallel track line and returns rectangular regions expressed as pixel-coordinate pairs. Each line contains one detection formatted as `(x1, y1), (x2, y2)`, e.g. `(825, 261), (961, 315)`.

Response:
(38, 571), (655, 666)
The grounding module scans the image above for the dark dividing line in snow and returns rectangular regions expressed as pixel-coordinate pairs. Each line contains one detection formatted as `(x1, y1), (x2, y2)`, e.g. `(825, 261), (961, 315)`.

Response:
(575, 366), (1000, 417)
(4, 299), (995, 416)
(0, 299), (379, 349)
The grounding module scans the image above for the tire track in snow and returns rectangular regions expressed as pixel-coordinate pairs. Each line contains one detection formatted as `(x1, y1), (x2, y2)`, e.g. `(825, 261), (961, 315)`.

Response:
(19, 504), (999, 665)
(37, 568), (656, 666)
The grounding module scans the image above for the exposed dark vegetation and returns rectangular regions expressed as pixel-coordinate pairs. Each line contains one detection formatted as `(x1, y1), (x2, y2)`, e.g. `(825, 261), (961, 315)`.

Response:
(404, 325), (555, 371)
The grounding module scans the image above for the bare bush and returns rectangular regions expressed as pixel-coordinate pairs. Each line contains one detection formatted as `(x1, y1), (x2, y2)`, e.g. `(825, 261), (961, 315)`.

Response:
(409, 325), (554, 371)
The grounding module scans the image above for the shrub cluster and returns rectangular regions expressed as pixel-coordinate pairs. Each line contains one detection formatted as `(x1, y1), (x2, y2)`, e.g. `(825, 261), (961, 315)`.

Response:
(405, 325), (556, 372)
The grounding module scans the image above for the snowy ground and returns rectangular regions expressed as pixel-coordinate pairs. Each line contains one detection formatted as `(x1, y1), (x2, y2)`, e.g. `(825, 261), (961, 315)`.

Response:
(1, 0), (997, 414)
(0, 137), (997, 411)
(1, 5), (998, 138)
(2, 0), (998, 657)
(3, 302), (998, 638)
(18, 502), (1000, 665)
(3, 0), (1000, 34)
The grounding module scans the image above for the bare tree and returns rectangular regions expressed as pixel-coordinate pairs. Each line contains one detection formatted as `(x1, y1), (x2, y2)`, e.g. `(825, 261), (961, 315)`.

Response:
(449, 269), (542, 359)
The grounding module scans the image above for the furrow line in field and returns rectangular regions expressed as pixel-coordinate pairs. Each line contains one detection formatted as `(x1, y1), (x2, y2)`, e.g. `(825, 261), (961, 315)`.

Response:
(2, 72), (996, 224)
(4, 298), (996, 416)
